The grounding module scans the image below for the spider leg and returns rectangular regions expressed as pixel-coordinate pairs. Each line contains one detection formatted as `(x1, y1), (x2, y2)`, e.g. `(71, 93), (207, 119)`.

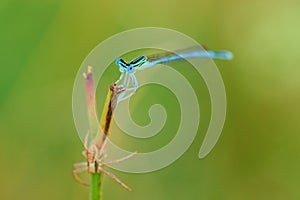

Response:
(98, 138), (108, 158)
(99, 168), (132, 191)
(103, 151), (137, 165)
(72, 165), (90, 186)
(73, 162), (87, 169)
(98, 152), (108, 163)
(84, 130), (90, 149)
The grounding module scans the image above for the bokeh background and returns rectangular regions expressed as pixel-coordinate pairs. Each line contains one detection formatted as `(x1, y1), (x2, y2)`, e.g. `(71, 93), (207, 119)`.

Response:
(1, 0), (300, 199)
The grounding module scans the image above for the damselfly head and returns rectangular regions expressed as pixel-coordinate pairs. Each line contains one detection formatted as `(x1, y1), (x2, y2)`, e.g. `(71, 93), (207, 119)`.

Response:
(116, 57), (137, 73)
(116, 58), (127, 73)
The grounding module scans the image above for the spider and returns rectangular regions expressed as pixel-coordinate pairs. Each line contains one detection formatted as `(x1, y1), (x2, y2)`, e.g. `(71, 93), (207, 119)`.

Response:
(73, 81), (136, 191)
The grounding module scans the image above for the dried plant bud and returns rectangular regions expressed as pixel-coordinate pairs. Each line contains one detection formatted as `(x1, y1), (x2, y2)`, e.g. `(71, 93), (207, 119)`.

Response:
(84, 66), (99, 139)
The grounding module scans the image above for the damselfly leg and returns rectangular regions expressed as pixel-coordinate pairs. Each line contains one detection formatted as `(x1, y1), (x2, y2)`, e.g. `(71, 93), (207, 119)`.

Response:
(117, 72), (138, 102)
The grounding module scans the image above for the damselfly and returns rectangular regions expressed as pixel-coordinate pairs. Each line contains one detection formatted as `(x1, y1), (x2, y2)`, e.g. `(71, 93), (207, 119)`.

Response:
(115, 46), (233, 101)
(73, 67), (136, 191)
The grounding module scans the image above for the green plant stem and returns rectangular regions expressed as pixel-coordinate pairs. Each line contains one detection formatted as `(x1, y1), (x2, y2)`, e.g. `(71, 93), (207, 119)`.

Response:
(90, 172), (102, 200)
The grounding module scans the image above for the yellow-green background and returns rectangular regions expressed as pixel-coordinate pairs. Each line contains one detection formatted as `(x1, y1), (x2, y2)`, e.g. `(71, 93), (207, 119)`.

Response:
(1, 0), (300, 199)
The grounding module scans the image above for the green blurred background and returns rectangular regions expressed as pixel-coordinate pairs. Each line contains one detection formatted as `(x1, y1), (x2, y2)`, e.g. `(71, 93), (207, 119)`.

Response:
(1, 0), (300, 199)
